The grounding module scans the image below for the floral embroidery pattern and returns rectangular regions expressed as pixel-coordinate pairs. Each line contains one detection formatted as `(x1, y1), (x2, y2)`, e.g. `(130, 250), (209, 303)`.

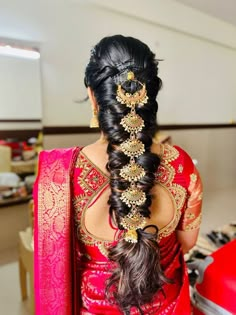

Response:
(36, 148), (79, 314)
(198, 192), (203, 200)
(190, 173), (197, 183)
(156, 145), (187, 239)
(186, 213), (195, 219)
(73, 145), (201, 247)
(73, 152), (110, 257)
(156, 163), (175, 186)
(162, 144), (179, 162)
(185, 213), (202, 231)
(178, 164), (183, 173)
(184, 167), (203, 231)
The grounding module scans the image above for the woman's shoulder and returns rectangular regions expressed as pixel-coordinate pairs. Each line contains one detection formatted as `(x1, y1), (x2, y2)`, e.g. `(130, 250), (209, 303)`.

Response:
(160, 144), (196, 183)
(161, 143), (194, 166)
(158, 144), (199, 194)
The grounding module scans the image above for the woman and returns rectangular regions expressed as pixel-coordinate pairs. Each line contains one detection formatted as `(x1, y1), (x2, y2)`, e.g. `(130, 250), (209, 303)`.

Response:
(34, 35), (202, 315)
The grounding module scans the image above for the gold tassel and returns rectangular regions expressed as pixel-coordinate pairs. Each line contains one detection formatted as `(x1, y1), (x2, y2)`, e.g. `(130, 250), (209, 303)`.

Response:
(90, 110), (99, 128)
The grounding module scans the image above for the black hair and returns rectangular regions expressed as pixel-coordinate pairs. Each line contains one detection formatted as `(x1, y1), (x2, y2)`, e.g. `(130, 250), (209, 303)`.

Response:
(84, 35), (168, 314)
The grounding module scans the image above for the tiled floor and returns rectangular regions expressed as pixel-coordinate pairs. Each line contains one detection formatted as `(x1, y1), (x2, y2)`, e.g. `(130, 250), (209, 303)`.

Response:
(0, 187), (235, 315)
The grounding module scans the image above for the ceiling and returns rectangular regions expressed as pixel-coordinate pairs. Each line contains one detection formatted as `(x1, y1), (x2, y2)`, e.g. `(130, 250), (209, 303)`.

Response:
(175, 0), (236, 27)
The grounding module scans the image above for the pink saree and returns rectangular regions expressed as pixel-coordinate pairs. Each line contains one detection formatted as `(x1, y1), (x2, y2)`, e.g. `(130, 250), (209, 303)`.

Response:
(34, 144), (202, 314)
(34, 147), (80, 315)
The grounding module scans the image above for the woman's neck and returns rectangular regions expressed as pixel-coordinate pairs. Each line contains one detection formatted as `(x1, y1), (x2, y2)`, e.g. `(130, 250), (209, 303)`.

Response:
(97, 132), (108, 144)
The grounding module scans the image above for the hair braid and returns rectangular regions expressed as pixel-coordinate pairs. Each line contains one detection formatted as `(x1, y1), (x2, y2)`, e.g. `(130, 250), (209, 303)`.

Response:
(85, 35), (169, 314)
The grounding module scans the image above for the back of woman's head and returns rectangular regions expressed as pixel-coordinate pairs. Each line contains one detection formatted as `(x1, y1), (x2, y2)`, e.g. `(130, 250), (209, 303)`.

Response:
(85, 35), (161, 138)
(84, 35), (168, 314)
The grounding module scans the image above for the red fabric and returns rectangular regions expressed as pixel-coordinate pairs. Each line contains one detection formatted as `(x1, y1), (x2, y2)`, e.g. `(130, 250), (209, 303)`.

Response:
(72, 145), (202, 314)
(34, 144), (202, 315)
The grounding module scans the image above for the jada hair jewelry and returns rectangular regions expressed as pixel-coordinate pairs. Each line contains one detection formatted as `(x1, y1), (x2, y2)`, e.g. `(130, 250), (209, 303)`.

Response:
(116, 71), (148, 243)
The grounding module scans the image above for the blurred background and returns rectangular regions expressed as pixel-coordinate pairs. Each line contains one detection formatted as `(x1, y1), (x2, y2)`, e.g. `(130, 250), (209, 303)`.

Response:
(0, 0), (235, 314)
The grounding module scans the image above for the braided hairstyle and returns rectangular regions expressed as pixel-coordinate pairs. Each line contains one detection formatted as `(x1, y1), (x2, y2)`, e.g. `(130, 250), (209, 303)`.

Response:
(84, 35), (168, 314)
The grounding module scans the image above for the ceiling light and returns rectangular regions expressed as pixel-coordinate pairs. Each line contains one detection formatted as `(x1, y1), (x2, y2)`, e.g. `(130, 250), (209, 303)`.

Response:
(0, 45), (40, 59)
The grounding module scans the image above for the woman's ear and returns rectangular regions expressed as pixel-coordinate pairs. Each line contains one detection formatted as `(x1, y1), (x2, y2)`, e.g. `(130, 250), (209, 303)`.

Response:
(87, 87), (98, 112)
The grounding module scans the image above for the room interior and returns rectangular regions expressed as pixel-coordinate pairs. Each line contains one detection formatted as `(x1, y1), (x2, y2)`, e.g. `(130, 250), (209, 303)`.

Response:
(0, 0), (236, 314)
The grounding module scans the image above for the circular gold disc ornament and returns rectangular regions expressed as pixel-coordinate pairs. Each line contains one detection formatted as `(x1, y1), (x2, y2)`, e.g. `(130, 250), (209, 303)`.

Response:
(121, 210), (146, 230)
(120, 112), (144, 133)
(120, 209), (147, 243)
(116, 85), (148, 108)
(120, 138), (145, 158)
(120, 186), (146, 207)
(120, 162), (145, 182)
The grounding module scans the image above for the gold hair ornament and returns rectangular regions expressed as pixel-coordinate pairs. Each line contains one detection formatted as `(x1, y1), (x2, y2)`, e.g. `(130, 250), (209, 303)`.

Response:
(120, 112), (144, 133)
(116, 71), (148, 243)
(127, 71), (135, 80)
(120, 162), (145, 182)
(116, 85), (148, 108)
(120, 185), (146, 207)
(120, 207), (146, 243)
(116, 71), (148, 108)
(120, 138), (145, 158)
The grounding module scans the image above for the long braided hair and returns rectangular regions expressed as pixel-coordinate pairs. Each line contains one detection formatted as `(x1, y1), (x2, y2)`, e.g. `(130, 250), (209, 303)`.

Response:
(84, 35), (168, 314)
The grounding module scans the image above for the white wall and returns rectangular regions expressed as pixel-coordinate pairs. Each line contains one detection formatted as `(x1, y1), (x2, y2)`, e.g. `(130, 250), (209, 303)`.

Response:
(0, 54), (42, 120)
(0, 0), (236, 126)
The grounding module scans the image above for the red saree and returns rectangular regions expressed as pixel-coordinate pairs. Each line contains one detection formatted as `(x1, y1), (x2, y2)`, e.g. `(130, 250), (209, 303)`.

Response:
(34, 144), (202, 315)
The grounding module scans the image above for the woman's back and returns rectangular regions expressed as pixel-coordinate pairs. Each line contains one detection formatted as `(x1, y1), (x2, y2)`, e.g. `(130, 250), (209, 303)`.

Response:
(78, 141), (176, 242)
(72, 141), (202, 314)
